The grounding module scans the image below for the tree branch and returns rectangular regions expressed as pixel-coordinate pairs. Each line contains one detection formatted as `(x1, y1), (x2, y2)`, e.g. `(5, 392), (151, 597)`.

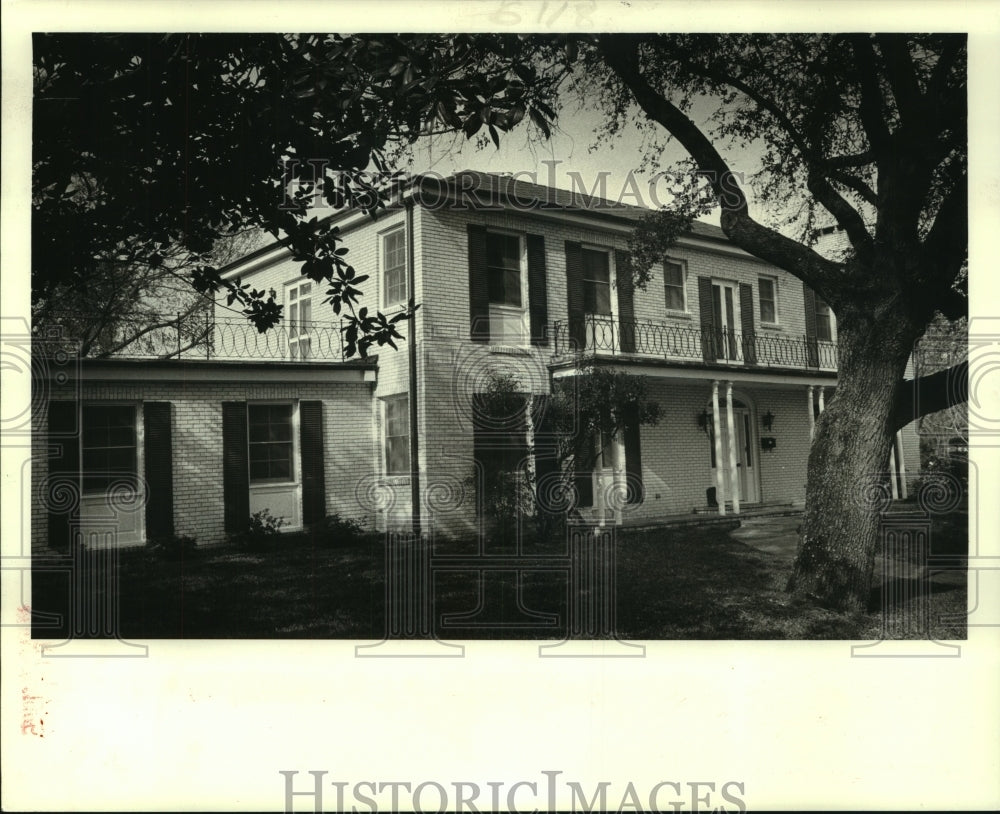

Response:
(919, 171), (967, 291)
(848, 35), (893, 152)
(892, 360), (967, 431)
(875, 35), (922, 127)
(597, 35), (843, 292)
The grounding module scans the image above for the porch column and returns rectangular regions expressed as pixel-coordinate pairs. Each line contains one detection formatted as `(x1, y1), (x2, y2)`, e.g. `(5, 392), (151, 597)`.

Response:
(818, 386), (826, 413)
(896, 431), (908, 499)
(610, 433), (626, 526)
(889, 444), (900, 499)
(807, 386), (815, 441)
(725, 381), (740, 515)
(711, 380), (726, 516)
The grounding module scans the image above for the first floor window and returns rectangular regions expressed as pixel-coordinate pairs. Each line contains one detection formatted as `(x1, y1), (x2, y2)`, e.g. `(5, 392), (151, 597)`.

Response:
(248, 404), (294, 482)
(816, 299), (834, 342)
(384, 395), (410, 474)
(383, 228), (407, 306)
(82, 405), (137, 492)
(759, 277), (777, 324)
(664, 260), (686, 311)
(582, 248), (612, 316)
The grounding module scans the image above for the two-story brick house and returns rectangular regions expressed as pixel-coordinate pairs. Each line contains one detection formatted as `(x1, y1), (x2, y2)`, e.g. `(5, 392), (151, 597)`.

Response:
(32, 171), (919, 550)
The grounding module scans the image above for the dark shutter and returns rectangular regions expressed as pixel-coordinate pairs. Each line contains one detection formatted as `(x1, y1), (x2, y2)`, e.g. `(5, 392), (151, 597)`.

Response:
(803, 281), (819, 367)
(468, 223), (490, 342)
(222, 402), (250, 534)
(698, 276), (716, 362)
(615, 250), (636, 353)
(300, 400), (326, 525)
(573, 429), (594, 508)
(47, 401), (79, 552)
(531, 394), (560, 512)
(526, 233), (549, 347)
(143, 402), (174, 538)
(622, 403), (644, 505)
(739, 283), (757, 365)
(565, 241), (586, 351)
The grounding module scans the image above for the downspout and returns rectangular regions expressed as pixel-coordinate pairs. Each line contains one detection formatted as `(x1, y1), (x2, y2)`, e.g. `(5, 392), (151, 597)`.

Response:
(406, 198), (421, 537)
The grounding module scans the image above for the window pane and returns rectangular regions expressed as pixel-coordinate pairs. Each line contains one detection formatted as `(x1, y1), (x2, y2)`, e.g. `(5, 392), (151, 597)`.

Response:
(583, 249), (612, 316)
(759, 278), (776, 323)
(664, 262), (683, 286)
(816, 314), (832, 342)
(248, 405), (294, 482)
(384, 230), (407, 304)
(665, 286), (684, 310)
(82, 406), (137, 492)
(486, 233), (519, 268)
(487, 233), (521, 307)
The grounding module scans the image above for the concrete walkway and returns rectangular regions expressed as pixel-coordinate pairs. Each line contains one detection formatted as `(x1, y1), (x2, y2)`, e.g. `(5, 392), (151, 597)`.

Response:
(728, 513), (802, 562)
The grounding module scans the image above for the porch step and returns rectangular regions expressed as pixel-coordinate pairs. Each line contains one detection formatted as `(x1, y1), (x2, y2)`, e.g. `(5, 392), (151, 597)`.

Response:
(693, 501), (799, 517)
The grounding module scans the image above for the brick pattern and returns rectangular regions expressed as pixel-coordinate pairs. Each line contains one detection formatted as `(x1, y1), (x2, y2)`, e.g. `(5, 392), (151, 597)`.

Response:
(31, 378), (375, 551)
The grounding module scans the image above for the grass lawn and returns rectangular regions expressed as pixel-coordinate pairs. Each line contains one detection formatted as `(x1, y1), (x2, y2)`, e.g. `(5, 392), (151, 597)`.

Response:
(31, 514), (967, 640)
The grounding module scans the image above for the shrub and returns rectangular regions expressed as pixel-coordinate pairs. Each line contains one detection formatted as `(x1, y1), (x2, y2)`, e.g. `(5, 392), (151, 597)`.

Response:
(148, 533), (197, 560)
(312, 513), (372, 547)
(232, 508), (285, 550)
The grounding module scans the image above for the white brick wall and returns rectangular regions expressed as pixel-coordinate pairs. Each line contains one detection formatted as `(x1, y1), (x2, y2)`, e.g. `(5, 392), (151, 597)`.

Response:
(32, 377), (376, 551)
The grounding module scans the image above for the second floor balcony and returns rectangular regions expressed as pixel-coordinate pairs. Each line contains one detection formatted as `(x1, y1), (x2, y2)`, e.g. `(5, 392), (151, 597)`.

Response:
(51, 311), (349, 362)
(552, 315), (839, 372)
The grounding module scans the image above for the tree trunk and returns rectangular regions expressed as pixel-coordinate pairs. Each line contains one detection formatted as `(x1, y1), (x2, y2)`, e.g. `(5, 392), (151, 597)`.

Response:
(788, 312), (918, 612)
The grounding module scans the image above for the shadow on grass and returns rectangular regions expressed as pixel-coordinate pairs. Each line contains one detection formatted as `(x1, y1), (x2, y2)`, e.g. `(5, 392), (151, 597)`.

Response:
(31, 518), (967, 641)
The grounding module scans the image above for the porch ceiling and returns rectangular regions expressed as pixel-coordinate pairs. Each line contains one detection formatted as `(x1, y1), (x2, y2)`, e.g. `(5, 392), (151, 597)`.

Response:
(550, 356), (839, 389)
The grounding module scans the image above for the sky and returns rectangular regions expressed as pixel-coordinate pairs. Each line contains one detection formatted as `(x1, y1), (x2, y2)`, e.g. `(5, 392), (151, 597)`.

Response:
(399, 96), (750, 226)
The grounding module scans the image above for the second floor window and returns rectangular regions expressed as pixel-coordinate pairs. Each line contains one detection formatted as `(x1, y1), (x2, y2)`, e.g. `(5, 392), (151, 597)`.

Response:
(383, 229), (407, 306)
(816, 299), (834, 342)
(582, 248), (612, 316)
(487, 232), (522, 307)
(486, 231), (525, 343)
(384, 395), (410, 475)
(248, 403), (294, 482)
(664, 260), (686, 311)
(287, 281), (312, 360)
(759, 277), (777, 324)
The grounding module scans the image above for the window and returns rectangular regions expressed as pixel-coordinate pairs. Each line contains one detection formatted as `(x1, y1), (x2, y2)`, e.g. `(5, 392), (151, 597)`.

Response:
(582, 248), (612, 316)
(248, 404), (294, 482)
(664, 260), (686, 311)
(816, 299), (834, 341)
(487, 232), (522, 307)
(486, 231), (526, 342)
(384, 395), (410, 475)
(383, 229), (407, 306)
(287, 281), (313, 360)
(82, 405), (137, 492)
(759, 277), (777, 324)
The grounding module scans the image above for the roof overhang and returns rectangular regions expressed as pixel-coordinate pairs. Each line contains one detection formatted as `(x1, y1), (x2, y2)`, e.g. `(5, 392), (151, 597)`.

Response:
(55, 357), (378, 385)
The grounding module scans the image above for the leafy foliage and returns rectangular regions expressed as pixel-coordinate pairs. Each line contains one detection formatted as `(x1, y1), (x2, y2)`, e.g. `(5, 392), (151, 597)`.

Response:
(232, 508), (286, 550)
(32, 33), (560, 357)
(311, 513), (374, 547)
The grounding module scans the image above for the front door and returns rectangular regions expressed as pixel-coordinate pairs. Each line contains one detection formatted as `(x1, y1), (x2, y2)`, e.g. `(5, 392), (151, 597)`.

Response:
(709, 403), (759, 505)
(711, 281), (741, 362)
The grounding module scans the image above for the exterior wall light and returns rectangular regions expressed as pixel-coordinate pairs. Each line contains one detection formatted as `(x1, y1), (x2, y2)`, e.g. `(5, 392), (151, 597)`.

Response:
(762, 410), (775, 431)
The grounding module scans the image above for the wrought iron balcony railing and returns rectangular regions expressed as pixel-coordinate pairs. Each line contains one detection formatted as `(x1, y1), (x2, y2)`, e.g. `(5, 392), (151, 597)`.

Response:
(552, 315), (838, 371)
(39, 311), (348, 362)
